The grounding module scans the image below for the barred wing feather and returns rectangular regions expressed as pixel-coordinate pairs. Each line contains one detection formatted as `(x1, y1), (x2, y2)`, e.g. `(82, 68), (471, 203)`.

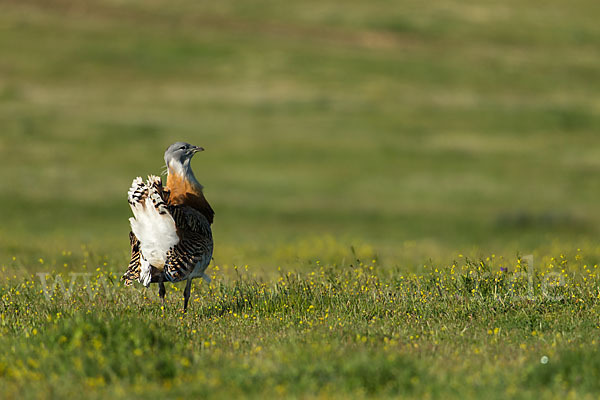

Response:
(122, 231), (141, 286)
(163, 205), (213, 283)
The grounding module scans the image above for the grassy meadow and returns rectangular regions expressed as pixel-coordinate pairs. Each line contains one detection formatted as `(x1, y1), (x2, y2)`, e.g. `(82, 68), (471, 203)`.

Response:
(1, 0), (600, 398)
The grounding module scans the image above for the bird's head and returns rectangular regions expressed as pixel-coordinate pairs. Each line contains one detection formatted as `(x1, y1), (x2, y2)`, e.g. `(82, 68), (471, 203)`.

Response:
(164, 142), (204, 170)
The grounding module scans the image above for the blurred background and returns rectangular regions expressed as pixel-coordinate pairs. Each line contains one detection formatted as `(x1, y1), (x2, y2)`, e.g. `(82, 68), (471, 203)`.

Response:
(1, 0), (599, 271)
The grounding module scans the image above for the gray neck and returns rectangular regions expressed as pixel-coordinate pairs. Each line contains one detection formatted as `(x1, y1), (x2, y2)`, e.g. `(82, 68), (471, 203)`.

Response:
(167, 159), (203, 189)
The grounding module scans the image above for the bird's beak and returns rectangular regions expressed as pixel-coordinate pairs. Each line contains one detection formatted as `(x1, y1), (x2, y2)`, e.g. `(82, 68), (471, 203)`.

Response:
(192, 146), (205, 153)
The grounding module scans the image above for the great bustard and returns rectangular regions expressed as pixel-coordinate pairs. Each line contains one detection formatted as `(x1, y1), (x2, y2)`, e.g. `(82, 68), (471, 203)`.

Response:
(122, 142), (214, 312)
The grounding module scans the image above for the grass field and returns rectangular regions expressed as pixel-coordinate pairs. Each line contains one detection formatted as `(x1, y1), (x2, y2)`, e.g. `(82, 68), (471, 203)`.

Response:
(1, 0), (600, 398)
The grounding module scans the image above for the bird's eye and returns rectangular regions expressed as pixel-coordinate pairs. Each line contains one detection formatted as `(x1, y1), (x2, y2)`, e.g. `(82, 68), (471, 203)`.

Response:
(179, 146), (186, 150)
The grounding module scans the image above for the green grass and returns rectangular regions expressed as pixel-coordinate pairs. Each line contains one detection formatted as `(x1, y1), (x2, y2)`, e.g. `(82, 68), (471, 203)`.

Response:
(1, 0), (600, 398)
(2, 253), (600, 399)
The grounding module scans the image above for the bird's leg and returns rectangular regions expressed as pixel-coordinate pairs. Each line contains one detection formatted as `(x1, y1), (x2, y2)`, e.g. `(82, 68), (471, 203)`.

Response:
(159, 281), (166, 309)
(183, 278), (192, 313)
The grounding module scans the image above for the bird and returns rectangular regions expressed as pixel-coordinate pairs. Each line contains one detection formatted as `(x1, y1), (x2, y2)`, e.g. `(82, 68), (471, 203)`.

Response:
(121, 142), (214, 312)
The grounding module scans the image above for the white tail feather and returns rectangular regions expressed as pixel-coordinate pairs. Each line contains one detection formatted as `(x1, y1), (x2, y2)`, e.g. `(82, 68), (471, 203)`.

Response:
(128, 177), (179, 279)
(139, 258), (152, 287)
